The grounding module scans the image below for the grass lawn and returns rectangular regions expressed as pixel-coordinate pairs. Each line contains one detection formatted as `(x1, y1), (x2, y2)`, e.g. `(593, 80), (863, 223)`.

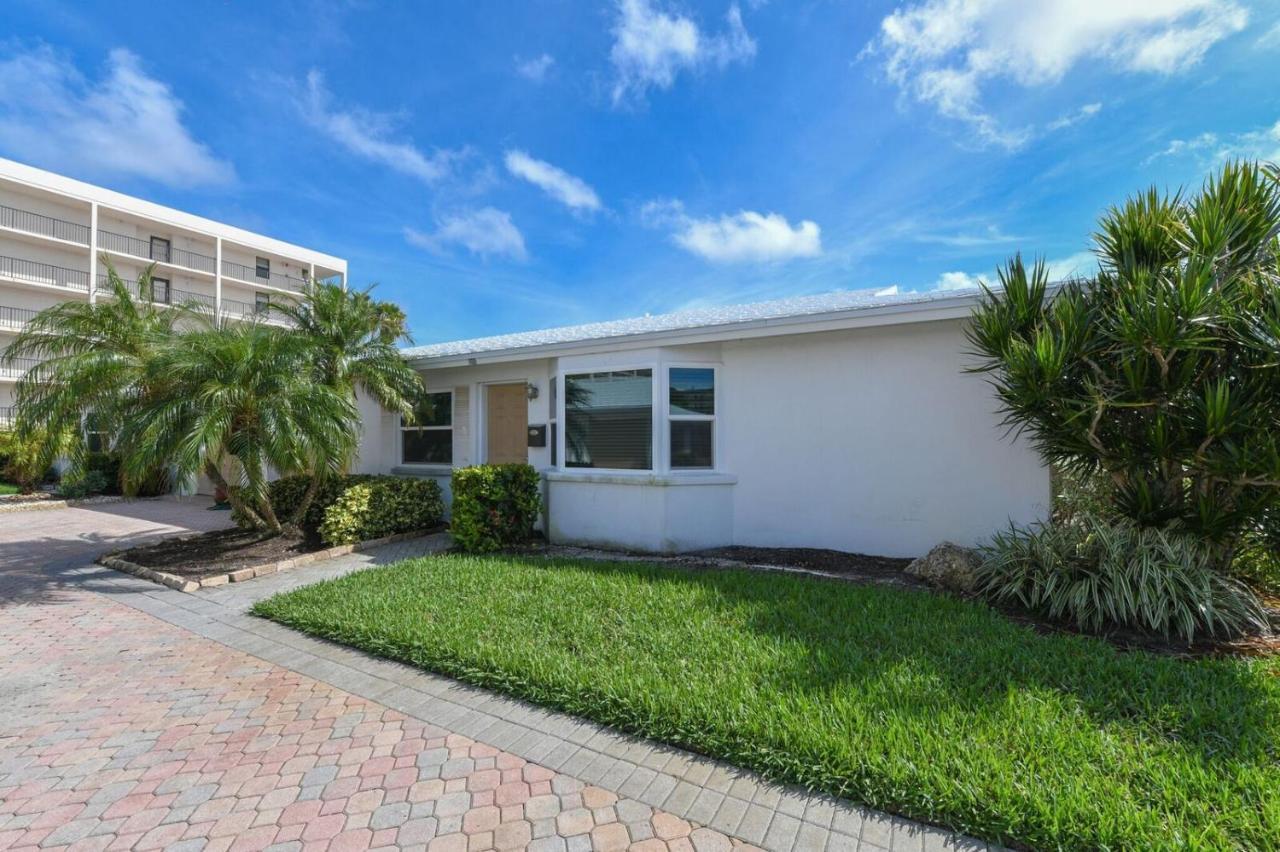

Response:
(252, 554), (1280, 850)
(0, 481), (19, 495)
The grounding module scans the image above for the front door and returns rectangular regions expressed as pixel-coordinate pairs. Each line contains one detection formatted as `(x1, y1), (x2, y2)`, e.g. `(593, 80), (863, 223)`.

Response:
(486, 383), (528, 464)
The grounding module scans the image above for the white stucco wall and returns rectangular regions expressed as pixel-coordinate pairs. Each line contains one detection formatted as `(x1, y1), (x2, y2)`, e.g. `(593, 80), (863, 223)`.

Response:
(376, 315), (1049, 558)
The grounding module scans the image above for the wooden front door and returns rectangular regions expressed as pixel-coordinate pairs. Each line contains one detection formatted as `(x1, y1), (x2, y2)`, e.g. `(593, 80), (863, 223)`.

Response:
(486, 383), (528, 464)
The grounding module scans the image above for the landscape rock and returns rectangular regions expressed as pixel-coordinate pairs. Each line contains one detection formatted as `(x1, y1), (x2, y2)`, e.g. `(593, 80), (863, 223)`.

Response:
(905, 542), (981, 593)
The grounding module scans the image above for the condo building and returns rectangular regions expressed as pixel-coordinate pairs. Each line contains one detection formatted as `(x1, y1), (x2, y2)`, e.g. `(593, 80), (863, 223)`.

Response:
(0, 157), (347, 425)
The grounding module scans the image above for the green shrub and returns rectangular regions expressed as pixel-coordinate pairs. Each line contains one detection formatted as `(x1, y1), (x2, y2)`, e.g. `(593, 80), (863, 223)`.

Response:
(450, 464), (541, 553)
(84, 452), (122, 495)
(55, 470), (109, 500)
(234, 474), (373, 533)
(977, 515), (1269, 642)
(319, 477), (444, 545)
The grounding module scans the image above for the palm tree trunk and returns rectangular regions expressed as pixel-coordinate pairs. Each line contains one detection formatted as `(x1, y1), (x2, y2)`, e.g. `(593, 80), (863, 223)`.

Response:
(203, 460), (268, 530)
(288, 472), (326, 532)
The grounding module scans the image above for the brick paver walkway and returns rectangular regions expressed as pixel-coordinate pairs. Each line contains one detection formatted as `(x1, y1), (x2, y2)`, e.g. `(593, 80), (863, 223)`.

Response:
(0, 499), (990, 852)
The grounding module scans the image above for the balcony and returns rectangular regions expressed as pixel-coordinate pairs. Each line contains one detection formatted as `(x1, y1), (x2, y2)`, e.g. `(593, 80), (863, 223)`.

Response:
(0, 406), (13, 427)
(0, 255), (90, 293)
(0, 203), (91, 245)
(0, 356), (42, 381)
(97, 229), (216, 274)
(0, 305), (39, 332)
(97, 274), (216, 311)
(220, 259), (308, 294)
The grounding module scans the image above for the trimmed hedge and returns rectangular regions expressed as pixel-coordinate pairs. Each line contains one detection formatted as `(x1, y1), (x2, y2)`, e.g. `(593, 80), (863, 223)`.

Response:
(236, 473), (443, 542)
(320, 477), (444, 545)
(451, 464), (541, 553)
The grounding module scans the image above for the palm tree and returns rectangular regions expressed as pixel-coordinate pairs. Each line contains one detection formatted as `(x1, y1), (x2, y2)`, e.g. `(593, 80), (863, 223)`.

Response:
(274, 280), (422, 425)
(1, 261), (192, 488)
(119, 321), (358, 532)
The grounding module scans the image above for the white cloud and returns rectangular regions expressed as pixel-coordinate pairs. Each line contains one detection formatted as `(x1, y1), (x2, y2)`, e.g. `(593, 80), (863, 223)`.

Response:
(931, 250), (1098, 291)
(299, 70), (461, 184)
(868, 0), (1248, 149)
(915, 224), (1023, 247)
(504, 150), (602, 212)
(0, 45), (232, 188)
(1047, 101), (1102, 131)
(516, 53), (556, 82)
(610, 0), (756, 103)
(642, 199), (821, 263)
(1148, 119), (1280, 165)
(404, 208), (528, 261)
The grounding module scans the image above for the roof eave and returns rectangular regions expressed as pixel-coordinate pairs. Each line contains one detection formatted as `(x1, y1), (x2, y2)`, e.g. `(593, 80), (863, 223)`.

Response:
(405, 290), (987, 369)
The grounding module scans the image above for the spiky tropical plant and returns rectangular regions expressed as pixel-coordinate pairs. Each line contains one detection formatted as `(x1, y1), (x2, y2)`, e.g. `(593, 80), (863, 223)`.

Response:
(273, 280), (422, 422)
(1, 261), (193, 489)
(118, 322), (358, 532)
(968, 161), (1280, 555)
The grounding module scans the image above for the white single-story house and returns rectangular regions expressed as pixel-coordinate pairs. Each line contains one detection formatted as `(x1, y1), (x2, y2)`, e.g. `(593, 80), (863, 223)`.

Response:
(353, 288), (1049, 557)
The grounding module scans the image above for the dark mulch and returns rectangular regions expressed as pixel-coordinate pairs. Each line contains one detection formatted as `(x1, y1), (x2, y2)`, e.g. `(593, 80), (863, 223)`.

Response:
(693, 545), (921, 585)
(117, 528), (328, 580)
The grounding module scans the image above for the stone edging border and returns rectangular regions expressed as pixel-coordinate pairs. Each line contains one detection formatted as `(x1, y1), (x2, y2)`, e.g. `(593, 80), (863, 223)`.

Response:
(98, 529), (438, 592)
(0, 494), (132, 514)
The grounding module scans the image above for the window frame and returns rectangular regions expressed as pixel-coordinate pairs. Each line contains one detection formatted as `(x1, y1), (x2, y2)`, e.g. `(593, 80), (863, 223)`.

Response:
(400, 390), (454, 467)
(255, 256), (271, 280)
(149, 276), (171, 305)
(149, 236), (171, 263)
(665, 364), (718, 471)
(559, 365), (658, 473)
(254, 291), (270, 316)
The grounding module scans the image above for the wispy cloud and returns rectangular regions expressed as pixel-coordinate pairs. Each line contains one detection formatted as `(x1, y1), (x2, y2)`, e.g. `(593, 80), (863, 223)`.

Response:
(299, 70), (463, 183)
(610, 0), (756, 104)
(1147, 118), (1280, 166)
(930, 250), (1098, 291)
(866, 0), (1248, 150)
(0, 45), (233, 187)
(915, 224), (1024, 248)
(515, 53), (555, 82)
(504, 150), (602, 212)
(642, 199), (821, 263)
(404, 208), (528, 261)
(1047, 102), (1102, 131)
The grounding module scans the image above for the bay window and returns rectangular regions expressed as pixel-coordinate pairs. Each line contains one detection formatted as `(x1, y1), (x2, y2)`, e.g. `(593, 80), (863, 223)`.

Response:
(402, 391), (452, 464)
(564, 369), (652, 470)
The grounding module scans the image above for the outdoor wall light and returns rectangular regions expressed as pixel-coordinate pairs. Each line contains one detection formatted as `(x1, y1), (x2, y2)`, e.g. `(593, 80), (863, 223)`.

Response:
(526, 382), (540, 400)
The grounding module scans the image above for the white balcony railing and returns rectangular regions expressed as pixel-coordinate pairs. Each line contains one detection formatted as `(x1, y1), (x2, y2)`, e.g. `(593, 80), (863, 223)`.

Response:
(220, 259), (308, 294)
(0, 406), (14, 427)
(97, 230), (217, 274)
(97, 274), (217, 311)
(0, 305), (39, 331)
(0, 255), (90, 292)
(0, 204), (91, 245)
(0, 357), (41, 380)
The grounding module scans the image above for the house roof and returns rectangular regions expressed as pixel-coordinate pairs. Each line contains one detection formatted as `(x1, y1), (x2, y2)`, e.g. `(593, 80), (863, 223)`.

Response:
(403, 285), (986, 365)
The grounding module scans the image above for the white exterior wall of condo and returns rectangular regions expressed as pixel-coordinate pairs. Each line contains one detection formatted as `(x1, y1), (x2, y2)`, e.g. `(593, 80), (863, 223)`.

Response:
(375, 294), (1051, 558)
(0, 157), (347, 423)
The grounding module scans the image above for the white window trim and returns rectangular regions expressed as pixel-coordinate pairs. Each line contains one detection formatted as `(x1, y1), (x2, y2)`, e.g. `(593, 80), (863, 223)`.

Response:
(399, 389), (453, 468)
(665, 364), (718, 472)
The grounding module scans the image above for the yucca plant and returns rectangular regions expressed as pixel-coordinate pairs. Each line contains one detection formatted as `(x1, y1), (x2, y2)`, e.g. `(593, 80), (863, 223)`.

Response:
(968, 161), (1280, 555)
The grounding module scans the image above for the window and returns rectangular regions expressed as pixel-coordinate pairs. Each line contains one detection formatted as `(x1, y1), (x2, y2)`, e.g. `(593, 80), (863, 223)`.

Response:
(149, 236), (171, 263)
(565, 370), (652, 470)
(255, 256), (270, 279)
(255, 292), (270, 316)
(669, 367), (715, 469)
(84, 412), (109, 454)
(402, 392), (453, 464)
(150, 277), (171, 305)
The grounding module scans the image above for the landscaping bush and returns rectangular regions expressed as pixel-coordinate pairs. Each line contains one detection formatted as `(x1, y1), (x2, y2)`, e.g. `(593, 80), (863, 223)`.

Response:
(54, 470), (109, 500)
(84, 452), (122, 495)
(976, 515), (1269, 642)
(450, 464), (541, 552)
(319, 477), (444, 545)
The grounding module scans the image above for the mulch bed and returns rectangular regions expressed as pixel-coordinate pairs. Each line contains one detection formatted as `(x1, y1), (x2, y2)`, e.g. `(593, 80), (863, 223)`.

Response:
(694, 545), (919, 585)
(116, 528), (327, 581)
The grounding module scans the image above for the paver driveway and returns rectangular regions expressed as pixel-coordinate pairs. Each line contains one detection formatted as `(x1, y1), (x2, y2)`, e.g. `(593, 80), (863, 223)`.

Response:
(0, 499), (987, 852)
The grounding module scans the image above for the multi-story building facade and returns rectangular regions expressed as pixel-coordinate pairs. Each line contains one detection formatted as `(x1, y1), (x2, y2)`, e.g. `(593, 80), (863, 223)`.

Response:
(0, 157), (347, 426)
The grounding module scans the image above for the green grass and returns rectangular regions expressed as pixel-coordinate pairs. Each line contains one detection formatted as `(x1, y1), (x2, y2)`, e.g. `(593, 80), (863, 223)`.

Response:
(0, 481), (20, 495)
(252, 554), (1280, 850)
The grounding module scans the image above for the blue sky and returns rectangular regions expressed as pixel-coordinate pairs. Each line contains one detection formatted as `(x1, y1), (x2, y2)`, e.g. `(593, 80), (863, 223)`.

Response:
(2, 1), (1278, 344)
